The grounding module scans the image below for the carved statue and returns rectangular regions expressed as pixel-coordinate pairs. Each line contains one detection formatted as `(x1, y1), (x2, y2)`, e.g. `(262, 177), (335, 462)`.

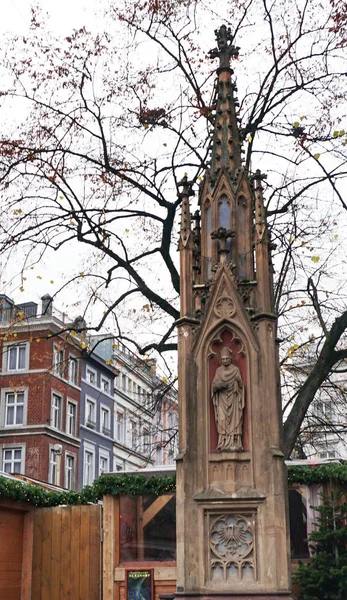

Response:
(212, 346), (244, 452)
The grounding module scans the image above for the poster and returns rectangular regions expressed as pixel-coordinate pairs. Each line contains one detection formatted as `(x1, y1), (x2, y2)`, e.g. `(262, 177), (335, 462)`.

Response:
(126, 569), (153, 600)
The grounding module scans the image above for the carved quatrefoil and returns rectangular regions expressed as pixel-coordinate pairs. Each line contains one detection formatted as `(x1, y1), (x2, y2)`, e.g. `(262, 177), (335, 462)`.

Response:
(214, 297), (236, 319)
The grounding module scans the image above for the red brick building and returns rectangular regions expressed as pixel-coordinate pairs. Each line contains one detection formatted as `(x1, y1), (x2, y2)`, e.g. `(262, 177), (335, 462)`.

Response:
(0, 294), (82, 489)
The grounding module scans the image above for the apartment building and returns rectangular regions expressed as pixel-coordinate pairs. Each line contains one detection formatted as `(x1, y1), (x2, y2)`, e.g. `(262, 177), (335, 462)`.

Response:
(0, 294), (178, 487)
(0, 294), (82, 489)
(79, 353), (116, 487)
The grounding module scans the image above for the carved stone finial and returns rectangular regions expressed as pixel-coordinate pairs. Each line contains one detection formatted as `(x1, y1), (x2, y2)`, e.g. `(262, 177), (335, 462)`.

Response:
(208, 25), (240, 70)
(178, 174), (195, 198)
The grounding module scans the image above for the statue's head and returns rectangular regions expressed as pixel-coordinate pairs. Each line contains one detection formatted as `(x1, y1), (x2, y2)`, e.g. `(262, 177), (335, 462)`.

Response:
(220, 346), (232, 366)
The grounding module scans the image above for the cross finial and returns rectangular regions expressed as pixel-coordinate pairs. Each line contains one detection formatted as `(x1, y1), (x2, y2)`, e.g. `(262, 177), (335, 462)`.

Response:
(208, 25), (239, 70)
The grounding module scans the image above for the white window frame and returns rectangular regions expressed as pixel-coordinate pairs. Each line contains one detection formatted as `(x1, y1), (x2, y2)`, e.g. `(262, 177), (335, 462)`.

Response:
(3, 341), (29, 373)
(155, 444), (163, 465)
(85, 396), (96, 429)
(65, 453), (76, 490)
(48, 447), (60, 485)
(83, 443), (95, 486)
(121, 373), (127, 391)
(101, 376), (111, 394)
(130, 419), (137, 450)
(115, 410), (125, 443)
(1, 388), (28, 428)
(68, 355), (78, 386)
(1, 444), (25, 474)
(51, 391), (63, 429)
(66, 398), (77, 437)
(99, 449), (110, 476)
(86, 366), (97, 387)
(100, 405), (111, 436)
(53, 345), (65, 378)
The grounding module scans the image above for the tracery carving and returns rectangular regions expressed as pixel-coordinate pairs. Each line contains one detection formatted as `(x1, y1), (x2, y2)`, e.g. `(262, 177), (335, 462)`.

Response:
(214, 296), (236, 319)
(209, 513), (255, 581)
(208, 328), (246, 359)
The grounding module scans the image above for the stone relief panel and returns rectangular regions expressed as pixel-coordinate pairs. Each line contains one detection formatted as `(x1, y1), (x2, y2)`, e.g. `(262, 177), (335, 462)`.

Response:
(208, 512), (256, 584)
(209, 461), (250, 487)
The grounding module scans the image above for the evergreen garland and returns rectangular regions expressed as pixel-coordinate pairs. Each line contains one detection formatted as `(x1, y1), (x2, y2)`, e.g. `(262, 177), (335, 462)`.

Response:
(0, 463), (345, 508)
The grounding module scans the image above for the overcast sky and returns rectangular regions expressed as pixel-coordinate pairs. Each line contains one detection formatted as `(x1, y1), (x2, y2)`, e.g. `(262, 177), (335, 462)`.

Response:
(2, 0), (100, 34)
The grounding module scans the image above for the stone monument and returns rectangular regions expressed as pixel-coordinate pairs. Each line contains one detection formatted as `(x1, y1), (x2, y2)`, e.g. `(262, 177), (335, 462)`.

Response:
(175, 25), (293, 600)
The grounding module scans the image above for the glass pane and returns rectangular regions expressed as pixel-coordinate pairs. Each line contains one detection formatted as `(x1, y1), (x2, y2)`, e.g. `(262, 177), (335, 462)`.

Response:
(218, 195), (230, 228)
(14, 449), (21, 460)
(18, 346), (26, 369)
(13, 461), (21, 473)
(120, 494), (176, 562)
(8, 347), (17, 370)
(16, 406), (24, 424)
(6, 406), (14, 425)
(7, 394), (15, 404)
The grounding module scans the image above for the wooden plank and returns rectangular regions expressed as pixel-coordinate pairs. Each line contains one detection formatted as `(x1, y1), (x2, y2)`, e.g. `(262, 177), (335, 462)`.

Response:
(50, 508), (62, 600)
(31, 510), (44, 600)
(60, 507), (72, 600)
(137, 496), (144, 560)
(41, 509), (53, 600)
(70, 506), (81, 599)
(21, 512), (34, 600)
(89, 505), (101, 600)
(103, 495), (115, 600)
(114, 497), (120, 567)
(79, 505), (90, 600)
(143, 495), (173, 528)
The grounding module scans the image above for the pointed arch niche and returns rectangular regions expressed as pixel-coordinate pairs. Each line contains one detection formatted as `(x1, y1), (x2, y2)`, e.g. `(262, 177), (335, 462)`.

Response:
(202, 198), (212, 279)
(218, 194), (232, 260)
(208, 328), (249, 453)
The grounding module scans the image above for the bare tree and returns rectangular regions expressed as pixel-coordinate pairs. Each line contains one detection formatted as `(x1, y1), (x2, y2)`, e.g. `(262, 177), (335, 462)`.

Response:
(0, 0), (347, 456)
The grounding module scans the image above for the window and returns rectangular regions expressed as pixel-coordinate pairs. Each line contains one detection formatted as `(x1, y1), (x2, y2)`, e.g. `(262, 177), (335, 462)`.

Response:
(86, 367), (96, 386)
(68, 356), (78, 385)
(49, 448), (59, 485)
(121, 374), (127, 391)
(101, 406), (111, 436)
(115, 411), (125, 443)
(155, 444), (163, 465)
(5, 391), (25, 426)
(51, 393), (62, 429)
(168, 411), (174, 429)
(85, 398), (96, 428)
(66, 400), (77, 436)
(5, 343), (28, 372)
(101, 376), (110, 394)
(167, 449), (175, 465)
(53, 346), (64, 377)
(2, 446), (23, 473)
(65, 454), (76, 490)
(84, 445), (95, 486)
(130, 420), (137, 449)
(319, 448), (336, 459)
(142, 428), (151, 456)
(157, 410), (163, 428)
(99, 452), (110, 476)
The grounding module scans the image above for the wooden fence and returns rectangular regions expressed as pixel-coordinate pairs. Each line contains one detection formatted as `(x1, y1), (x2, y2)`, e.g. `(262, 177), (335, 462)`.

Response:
(31, 504), (102, 600)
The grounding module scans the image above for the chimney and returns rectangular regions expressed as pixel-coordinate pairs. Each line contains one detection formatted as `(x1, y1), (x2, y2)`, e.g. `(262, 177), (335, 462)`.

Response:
(41, 294), (53, 316)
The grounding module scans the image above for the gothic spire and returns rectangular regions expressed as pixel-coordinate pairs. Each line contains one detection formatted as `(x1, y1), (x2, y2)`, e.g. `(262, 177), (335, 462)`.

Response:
(208, 26), (242, 184)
